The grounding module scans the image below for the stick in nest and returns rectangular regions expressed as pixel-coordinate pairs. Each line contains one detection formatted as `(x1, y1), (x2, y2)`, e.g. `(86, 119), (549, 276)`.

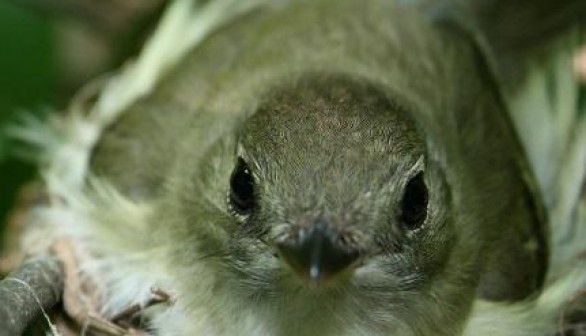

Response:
(0, 254), (64, 336)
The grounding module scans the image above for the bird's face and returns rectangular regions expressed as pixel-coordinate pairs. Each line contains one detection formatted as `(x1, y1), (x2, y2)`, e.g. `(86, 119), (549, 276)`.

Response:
(166, 76), (473, 334)
(231, 79), (451, 289)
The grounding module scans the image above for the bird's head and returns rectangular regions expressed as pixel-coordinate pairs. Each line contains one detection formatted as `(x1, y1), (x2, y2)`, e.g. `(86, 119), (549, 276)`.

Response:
(161, 75), (476, 334)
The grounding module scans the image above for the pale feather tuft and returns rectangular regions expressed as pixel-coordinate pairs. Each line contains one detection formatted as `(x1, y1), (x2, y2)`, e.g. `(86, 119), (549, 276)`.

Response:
(15, 0), (270, 324)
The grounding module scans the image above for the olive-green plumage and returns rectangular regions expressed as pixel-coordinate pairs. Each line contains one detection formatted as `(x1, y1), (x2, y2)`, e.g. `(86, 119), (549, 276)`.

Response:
(86, 0), (585, 334)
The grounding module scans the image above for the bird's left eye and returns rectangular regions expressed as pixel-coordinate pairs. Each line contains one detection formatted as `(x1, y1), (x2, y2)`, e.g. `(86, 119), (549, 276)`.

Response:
(229, 157), (255, 213)
(400, 172), (428, 229)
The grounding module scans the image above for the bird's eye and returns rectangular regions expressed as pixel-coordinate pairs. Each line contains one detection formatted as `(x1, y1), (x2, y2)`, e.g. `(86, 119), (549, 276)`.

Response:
(400, 172), (428, 229)
(229, 157), (255, 213)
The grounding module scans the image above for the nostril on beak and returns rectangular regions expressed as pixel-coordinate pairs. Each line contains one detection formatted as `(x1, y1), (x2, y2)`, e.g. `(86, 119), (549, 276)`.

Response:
(275, 220), (360, 286)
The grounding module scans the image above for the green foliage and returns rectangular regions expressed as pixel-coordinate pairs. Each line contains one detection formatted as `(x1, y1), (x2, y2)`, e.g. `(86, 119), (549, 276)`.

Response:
(0, 3), (55, 243)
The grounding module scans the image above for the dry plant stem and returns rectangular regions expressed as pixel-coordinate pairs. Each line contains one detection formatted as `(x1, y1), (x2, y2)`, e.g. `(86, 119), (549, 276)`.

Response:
(52, 239), (163, 336)
(110, 287), (174, 334)
(112, 287), (174, 324)
(0, 254), (63, 336)
(52, 238), (100, 326)
(151, 287), (173, 304)
(53, 239), (127, 336)
(86, 313), (127, 336)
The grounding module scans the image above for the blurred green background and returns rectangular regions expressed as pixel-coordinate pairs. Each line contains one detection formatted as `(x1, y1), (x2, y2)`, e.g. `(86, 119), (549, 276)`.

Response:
(0, 2), (55, 244)
(0, 1), (166, 251)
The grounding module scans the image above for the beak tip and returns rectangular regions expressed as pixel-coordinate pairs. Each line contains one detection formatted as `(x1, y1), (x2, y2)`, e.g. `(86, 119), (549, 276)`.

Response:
(309, 264), (320, 280)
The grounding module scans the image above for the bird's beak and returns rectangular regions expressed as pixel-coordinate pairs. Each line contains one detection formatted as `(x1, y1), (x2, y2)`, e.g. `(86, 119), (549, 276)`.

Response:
(275, 219), (360, 288)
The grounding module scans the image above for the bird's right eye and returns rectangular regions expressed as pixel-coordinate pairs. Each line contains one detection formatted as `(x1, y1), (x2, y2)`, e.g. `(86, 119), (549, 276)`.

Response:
(229, 157), (255, 213)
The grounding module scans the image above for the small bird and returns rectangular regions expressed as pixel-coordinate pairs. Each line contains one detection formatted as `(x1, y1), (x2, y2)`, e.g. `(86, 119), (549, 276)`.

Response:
(8, 0), (586, 335)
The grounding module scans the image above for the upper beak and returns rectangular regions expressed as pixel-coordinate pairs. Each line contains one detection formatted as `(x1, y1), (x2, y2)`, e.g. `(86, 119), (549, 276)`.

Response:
(275, 219), (360, 287)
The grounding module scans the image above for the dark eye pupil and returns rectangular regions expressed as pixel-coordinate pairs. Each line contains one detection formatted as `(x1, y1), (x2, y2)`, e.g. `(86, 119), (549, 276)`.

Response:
(401, 172), (428, 229)
(230, 157), (255, 212)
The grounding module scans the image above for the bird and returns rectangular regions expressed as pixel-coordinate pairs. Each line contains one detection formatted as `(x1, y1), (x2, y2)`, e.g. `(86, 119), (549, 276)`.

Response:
(8, 0), (586, 335)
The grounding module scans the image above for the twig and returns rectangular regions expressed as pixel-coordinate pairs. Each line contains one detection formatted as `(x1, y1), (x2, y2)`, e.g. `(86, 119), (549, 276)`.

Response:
(87, 313), (127, 336)
(151, 287), (173, 304)
(112, 287), (175, 324)
(0, 254), (64, 336)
